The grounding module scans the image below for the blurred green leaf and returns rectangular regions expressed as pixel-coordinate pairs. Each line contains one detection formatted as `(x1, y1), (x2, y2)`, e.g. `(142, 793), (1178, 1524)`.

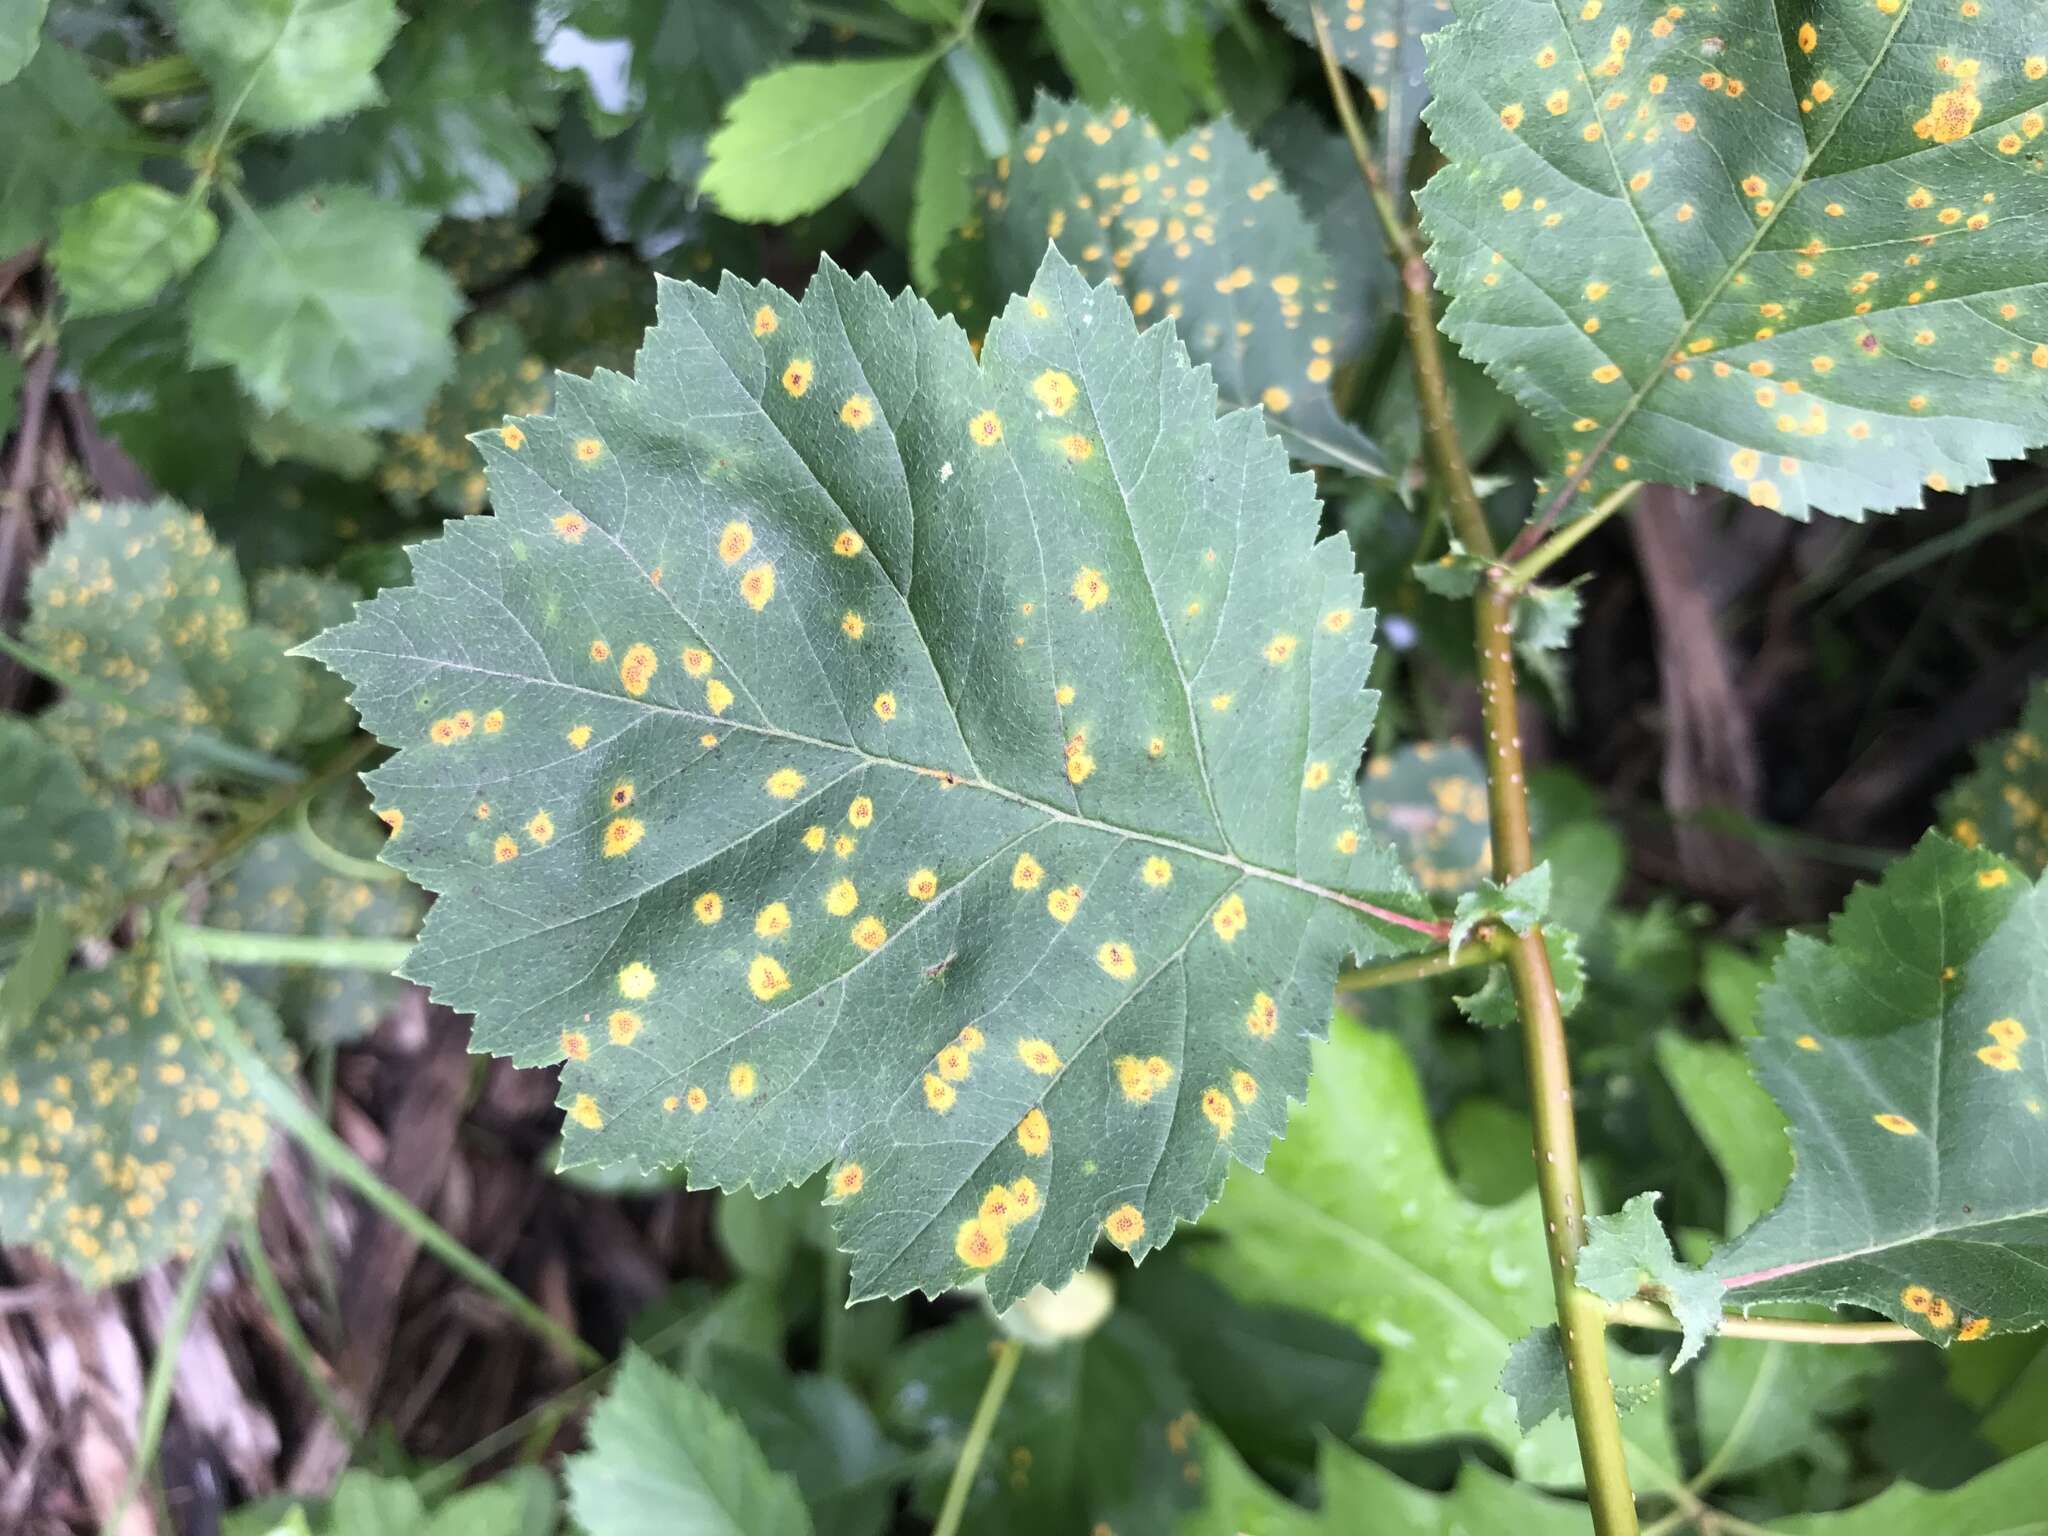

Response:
(1041, 0), (1213, 137)
(1260, 0), (1453, 187)
(909, 79), (978, 291)
(1773, 1442), (2048, 1533)
(378, 313), (552, 513)
(0, 44), (144, 254)
(701, 53), (938, 222)
(175, 0), (400, 133)
(1941, 679), (2047, 876)
(190, 185), (461, 431)
(26, 500), (303, 787)
(1654, 1032), (1789, 1234)
(0, 0), (44, 83)
(0, 717), (159, 923)
(51, 183), (218, 317)
(1576, 1193), (1723, 1367)
(565, 1349), (812, 1536)
(1363, 739), (1491, 897)
(1691, 1336), (1885, 1490)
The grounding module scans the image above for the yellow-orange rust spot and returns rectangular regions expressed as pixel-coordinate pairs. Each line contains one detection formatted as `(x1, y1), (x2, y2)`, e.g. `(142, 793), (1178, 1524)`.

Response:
(1097, 941), (1137, 980)
(830, 1163), (864, 1198)
(850, 915), (887, 950)
(608, 1010), (642, 1045)
(1047, 884), (1083, 923)
(500, 424), (525, 449)
(1032, 370), (1079, 416)
(740, 562), (776, 611)
(833, 528), (864, 557)
(686, 1086), (709, 1113)
(619, 643), (657, 697)
(552, 513), (587, 542)
(825, 879), (859, 917)
(1246, 992), (1278, 1039)
(924, 1074), (957, 1113)
(619, 962), (656, 998)
(1072, 566), (1110, 611)
(1017, 1107), (1051, 1155)
(753, 305), (778, 336)
(1104, 1204), (1145, 1250)
(1012, 853), (1045, 890)
(907, 868), (939, 901)
(1142, 856), (1172, 887)
(526, 810), (554, 845)
(840, 394), (874, 430)
(748, 955), (790, 1002)
(694, 892), (724, 924)
(493, 834), (519, 863)
(728, 1062), (759, 1099)
(568, 1094), (603, 1129)
(755, 902), (791, 938)
(782, 359), (813, 396)
(1874, 1113), (1918, 1136)
(562, 1030), (590, 1061)
(1202, 1087), (1235, 1138)
(955, 1217), (1007, 1269)
(766, 768), (806, 799)
(1018, 1038), (1062, 1074)
(574, 438), (603, 462)
(602, 817), (644, 857)
(1212, 892), (1247, 943)
(970, 409), (1004, 446)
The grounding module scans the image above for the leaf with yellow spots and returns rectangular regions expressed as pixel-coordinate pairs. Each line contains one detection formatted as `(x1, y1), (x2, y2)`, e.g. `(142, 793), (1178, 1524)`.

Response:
(1362, 738), (1492, 896)
(938, 98), (1389, 482)
(26, 500), (305, 787)
(878, 1311), (1202, 1534)
(304, 246), (1434, 1308)
(0, 717), (164, 930)
(1262, 0), (1458, 185)
(1041, 0), (1214, 137)
(1422, 0), (2048, 520)
(377, 313), (553, 514)
(0, 951), (280, 1286)
(1940, 679), (2048, 876)
(1695, 833), (2048, 1345)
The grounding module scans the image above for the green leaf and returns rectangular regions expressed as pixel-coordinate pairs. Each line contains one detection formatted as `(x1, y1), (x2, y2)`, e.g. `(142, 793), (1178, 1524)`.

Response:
(175, 0), (400, 133)
(189, 185), (462, 431)
(1183, 1428), (1599, 1536)
(1198, 1027), (1555, 1460)
(0, 0), (46, 84)
(1653, 1031), (1790, 1234)
(379, 313), (553, 513)
(63, 297), (248, 505)
(565, 1349), (812, 1536)
(301, 2), (561, 219)
(1420, 0), (2048, 522)
(1449, 861), (1550, 952)
(1041, 0), (1213, 138)
(701, 53), (938, 223)
(1773, 1442), (2048, 1534)
(50, 183), (219, 318)
(1260, 0), (1455, 186)
(1498, 1323), (1571, 1432)
(305, 247), (1432, 1306)
(281, 1468), (557, 1536)
(940, 98), (1389, 481)
(26, 500), (303, 787)
(1575, 1192), (1723, 1366)
(1690, 1335), (1885, 1488)
(0, 44), (145, 255)
(1711, 834), (2048, 1345)
(0, 348), (18, 439)
(498, 251), (656, 377)
(0, 950), (279, 1285)
(1942, 679), (2048, 876)
(0, 718), (157, 921)
(1455, 924), (1583, 1029)
(880, 1313), (1201, 1535)
(880, 0), (959, 23)
(1363, 738), (1492, 896)
(910, 80), (979, 291)
(941, 39), (1016, 158)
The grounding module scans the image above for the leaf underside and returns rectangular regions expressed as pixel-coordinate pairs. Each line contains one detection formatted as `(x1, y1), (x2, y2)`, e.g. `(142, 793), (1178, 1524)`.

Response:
(307, 248), (1431, 1307)
(1711, 834), (2048, 1345)
(1420, 0), (2048, 520)
(939, 97), (1389, 481)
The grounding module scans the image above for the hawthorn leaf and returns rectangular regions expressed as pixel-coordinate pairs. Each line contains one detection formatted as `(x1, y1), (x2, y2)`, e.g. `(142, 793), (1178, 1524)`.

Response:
(51, 183), (218, 318)
(1454, 924), (1583, 1029)
(189, 185), (462, 432)
(1420, 0), (2048, 521)
(26, 500), (303, 787)
(379, 313), (554, 513)
(0, 950), (279, 1285)
(1653, 1031), (1790, 1234)
(1363, 738), (1492, 896)
(427, 211), (542, 293)
(1691, 1336), (1886, 1487)
(1040, 0), (1214, 137)
(1711, 834), (2048, 1345)
(0, 0), (46, 84)
(700, 53), (939, 223)
(564, 1349), (811, 1536)
(941, 38), (1016, 158)
(909, 79), (979, 291)
(302, 1468), (557, 1536)
(1575, 1192), (1723, 1367)
(0, 718), (162, 927)
(1775, 1441), (2048, 1534)
(940, 98), (1390, 481)
(1941, 678), (2047, 876)
(1498, 1323), (1571, 1432)
(879, 1313), (1199, 1535)
(1448, 861), (1550, 953)
(0, 44), (144, 254)
(304, 248), (1432, 1307)
(1260, 0), (1456, 186)
(175, 0), (401, 134)
(499, 252), (656, 378)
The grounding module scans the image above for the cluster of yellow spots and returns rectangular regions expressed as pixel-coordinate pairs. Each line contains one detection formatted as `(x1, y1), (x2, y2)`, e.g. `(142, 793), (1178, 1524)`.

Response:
(748, 954), (790, 1002)
(1902, 1284), (1987, 1339)
(428, 709), (479, 746)
(1211, 893), (1248, 944)
(1915, 77), (1982, 144)
(1116, 1054), (1176, 1103)
(1066, 729), (1096, 786)
(955, 1173), (1043, 1270)
(925, 1028), (987, 1112)
(1097, 940), (1138, 980)
(1246, 991), (1279, 1039)
(1978, 1016), (2028, 1073)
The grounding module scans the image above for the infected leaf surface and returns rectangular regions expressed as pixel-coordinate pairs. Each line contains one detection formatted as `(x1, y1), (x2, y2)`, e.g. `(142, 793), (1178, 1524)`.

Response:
(1262, 0), (1457, 186)
(1711, 835), (2048, 1345)
(307, 248), (1431, 1307)
(1420, 0), (2048, 520)
(1942, 679), (2048, 876)
(939, 98), (1389, 481)
(0, 953), (278, 1285)
(0, 718), (160, 926)
(1362, 738), (1491, 896)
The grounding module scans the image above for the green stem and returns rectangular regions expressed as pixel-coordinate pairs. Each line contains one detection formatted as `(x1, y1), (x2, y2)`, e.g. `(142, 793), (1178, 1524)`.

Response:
(821, 1247), (854, 1379)
(292, 798), (401, 883)
(1312, 9), (1639, 1530)
(931, 1337), (1023, 1536)
(1606, 1298), (1918, 1345)
(169, 924), (412, 972)
(1507, 480), (1643, 589)
(235, 1219), (358, 1442)
(104, 1216), (231, 1536)
(165, 936), (603, 1371)
(1335, 927), (1512, 991)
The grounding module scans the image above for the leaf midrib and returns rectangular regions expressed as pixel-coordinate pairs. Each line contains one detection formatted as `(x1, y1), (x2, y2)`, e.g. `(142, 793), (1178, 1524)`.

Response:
(1538, 0), (1918, 500)
(318, 639), (1438, 937)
